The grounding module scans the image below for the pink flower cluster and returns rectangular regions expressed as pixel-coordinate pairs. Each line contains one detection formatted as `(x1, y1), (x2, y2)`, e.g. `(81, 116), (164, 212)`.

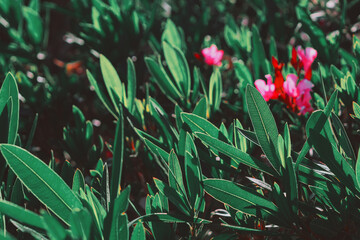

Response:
(254, 46), (317, 115)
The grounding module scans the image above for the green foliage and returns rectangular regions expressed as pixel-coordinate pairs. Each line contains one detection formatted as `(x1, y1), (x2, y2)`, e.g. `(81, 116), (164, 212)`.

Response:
(1, 0), (360, 239)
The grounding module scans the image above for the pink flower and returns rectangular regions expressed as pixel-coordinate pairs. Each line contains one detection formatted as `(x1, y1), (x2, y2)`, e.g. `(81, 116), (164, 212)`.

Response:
(254, 74), (276, 101)
(296, 91), (313, 114)
(296, 46), (317, 74)
(283, 74), (314, 114)
(201, 45), (224, 66)
(296, 79), (314, 114)
(297, 79), (314, 95)
(283, 74), (299, 98)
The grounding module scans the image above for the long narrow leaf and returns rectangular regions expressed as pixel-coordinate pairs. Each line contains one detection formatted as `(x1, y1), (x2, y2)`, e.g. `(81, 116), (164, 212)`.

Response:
(0, 144), (82, 225)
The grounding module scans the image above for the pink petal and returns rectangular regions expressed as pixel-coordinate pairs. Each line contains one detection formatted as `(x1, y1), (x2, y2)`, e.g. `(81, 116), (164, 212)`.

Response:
(297, 79), (313, 94)
(201, 45), (223, 66)
(296, 91), (313, 115)
(284, 74), (298, 98)
(255, 77), (275, 101)
(255, 79), (267, 95)
(265, 74), (273, 85)
(305, 47), (317, 62)
(296, 46), (317, 73)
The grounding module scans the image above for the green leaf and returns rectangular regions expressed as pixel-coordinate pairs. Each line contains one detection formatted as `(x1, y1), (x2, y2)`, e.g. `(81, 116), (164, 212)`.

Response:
(153, 178), (191, 216)
(69, 208), (92, 240)
(145, 57), (182, 102)
(87, 70), (117, 118)
(352, 102), (360, 119)
(331, 112), (356, 163)
(181, 113), (228, 142)
(25, 113), (38, 150)
(10, 220), (46, 240)
(161, 19), (182, 50)
(192, 97), (207, 119)
(233, 120), (247, 152)
(220, 223), (279, 235)
(309, 130), (358, 193)
(0, 199), (45, 229)
(246, 85), (280, 173)
(277, 135), (285, 169)
(209, 68), (222, 113)
(128, 213), (211, 227)
(251, 25), (267, 78)
(104, 186), (131, 240)
(0, 73), (19, 144)
(23, 6), (43, 44)
(72, 169), (85, 192)
(269, 36), (278, 59)
(29, 0), (39, 11)
(191, 67), (201, 103)
(163, 41), (191, 98)
(127, 58), (136, 114)
(109, 214), (128, 240)
(295, 90), (338, 170)
(283, 156), (298, 215)
(149, 97), (178, 147)
(356, 149), (360, 188)
(131, 222), (146, 240)
(194, 132), (276, 176)
(0, 231), (15, 240)
(0, 144), (82, 225)
(10, 178), (24, 205)
(184, 133), (203, 209)
(42, 213), (67, 240)
(306, 111), (337, 148)
(110, 106), (124, 205)
(136, 130), (170, 161)
(61, 160), (74, 187)
(204, 179), (286, 226)
(234, 62), (253, 88)
(283, 123), (291, 158)
(353, 34), (360, 57)
(100, 54), (123, 113)
(168, 150), (187, 198)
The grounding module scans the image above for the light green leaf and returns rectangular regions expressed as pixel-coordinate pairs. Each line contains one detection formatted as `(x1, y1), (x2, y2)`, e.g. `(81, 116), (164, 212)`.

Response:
(168, 150), (187, 198)
(161, 19), (182, 50)
(127, 58), (136, 114)
(100, 54), (123, 113)
(72, 169), (85, 192)
(131, 222), (146, 240)
(163, 41), (191, 98)
(184, 133), (203, 208)
(87, 70), (117, 118)
(0, 144), (82, 225)
(246, 85), (280, 173)
(0, 73), (19, 144)
(23, 6), (43, 44)
(145, 57), (182, 102)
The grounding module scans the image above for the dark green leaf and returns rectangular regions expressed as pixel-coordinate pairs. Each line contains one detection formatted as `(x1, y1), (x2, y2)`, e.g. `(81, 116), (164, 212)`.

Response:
(0, 199), (45, 229)
(195, 132), (276, 175)
(110, 106), (124, 205)
(204, 179), (286, 226)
